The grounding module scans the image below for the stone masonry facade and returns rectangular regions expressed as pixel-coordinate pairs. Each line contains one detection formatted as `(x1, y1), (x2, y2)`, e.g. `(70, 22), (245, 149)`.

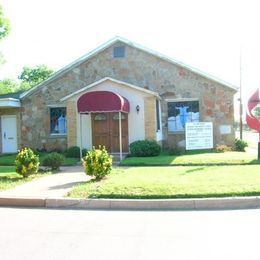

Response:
(20, 40), (236, 151)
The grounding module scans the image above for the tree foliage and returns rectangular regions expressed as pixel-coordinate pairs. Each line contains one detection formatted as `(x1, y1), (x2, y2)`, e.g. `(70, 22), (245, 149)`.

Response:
(0, 78), (19, 94)
(0, 65), (54, 95)
(0, 5), (10, 40)
(0, 5), (10, 64)
(18, 65), (53, 87)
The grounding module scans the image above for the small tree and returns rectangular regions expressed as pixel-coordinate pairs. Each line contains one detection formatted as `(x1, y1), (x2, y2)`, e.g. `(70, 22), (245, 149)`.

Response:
(82, 146), (112, 180)
(15, 148), (39, 178)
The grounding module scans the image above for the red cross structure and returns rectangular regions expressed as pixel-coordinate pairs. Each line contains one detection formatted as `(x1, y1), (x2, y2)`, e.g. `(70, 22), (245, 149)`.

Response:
(246, 88), (260, 159)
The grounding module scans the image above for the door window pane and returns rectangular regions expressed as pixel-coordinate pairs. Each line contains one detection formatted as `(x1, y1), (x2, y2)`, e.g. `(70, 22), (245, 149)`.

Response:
(113, 113), (126, 120)
(94, 113), (107, 121)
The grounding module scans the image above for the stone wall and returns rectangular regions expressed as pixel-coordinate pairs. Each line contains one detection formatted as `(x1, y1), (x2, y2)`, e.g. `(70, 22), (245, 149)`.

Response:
(144, 97), (156, 140)
(21, 41), (236, 150)
(67, 100), (77, 147)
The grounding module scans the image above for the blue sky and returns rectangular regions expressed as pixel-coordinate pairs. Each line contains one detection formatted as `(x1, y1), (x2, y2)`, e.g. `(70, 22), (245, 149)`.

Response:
(1, 0), (260, 115)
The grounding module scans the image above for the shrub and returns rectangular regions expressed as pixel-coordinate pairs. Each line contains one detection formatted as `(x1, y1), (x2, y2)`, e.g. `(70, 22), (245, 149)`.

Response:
(234, 138), (248, 152)
(15, 148), (39, 178)
(64, 146), (87, 158)
(215, 144), (232, 153)
(129, 140), (161, 157)
(82, 146), (112, 180)
(42, 152), (65, 170)
(168, 147), (185, 156)
(64, 146), (80, 158)
(82, 148), (88, 157)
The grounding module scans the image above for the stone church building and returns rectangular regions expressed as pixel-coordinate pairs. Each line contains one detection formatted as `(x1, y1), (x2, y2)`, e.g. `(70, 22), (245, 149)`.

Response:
(0, 37), (237, 154)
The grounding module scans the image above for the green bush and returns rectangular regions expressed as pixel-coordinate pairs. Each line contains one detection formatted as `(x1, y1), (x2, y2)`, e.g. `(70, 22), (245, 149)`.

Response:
(234, 138), (248, 152)
(82, 146), (112, 180)
(15, 148), (39, 178)
(42, 152), (65, 170)
(129, 140), (161, 157)
(64, 146), (87, 158)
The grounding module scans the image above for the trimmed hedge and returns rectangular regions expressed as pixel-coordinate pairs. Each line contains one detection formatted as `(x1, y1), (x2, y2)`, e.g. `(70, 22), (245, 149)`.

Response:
(129, 140), (161, 157)
(42, 152), (65, 170)
(64, 146), (87, 158)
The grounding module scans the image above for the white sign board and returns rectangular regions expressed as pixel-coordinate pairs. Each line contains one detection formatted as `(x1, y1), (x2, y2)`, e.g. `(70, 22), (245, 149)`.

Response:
(185, 122), (213, 150)
(219, 125), (231, 135)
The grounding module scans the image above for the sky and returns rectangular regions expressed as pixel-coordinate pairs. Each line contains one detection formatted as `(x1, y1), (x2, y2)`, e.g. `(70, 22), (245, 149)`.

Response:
(1, 0), (260, 118)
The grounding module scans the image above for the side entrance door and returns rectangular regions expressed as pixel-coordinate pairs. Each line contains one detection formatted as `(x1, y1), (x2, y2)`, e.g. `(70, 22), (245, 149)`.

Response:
(92, 112), (128, 152)
(1, 115), (18, 153)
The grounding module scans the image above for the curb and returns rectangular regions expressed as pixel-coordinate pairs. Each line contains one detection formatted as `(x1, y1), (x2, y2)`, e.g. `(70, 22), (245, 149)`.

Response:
(1, 196), (260, 210)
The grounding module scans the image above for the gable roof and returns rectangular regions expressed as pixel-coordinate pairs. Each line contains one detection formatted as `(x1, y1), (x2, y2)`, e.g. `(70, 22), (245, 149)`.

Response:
(60, 77), (160, 101)
(20, 36), (238, 99)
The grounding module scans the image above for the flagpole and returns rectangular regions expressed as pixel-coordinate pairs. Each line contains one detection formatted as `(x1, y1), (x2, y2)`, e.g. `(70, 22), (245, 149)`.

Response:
(239, 47), (243, 140)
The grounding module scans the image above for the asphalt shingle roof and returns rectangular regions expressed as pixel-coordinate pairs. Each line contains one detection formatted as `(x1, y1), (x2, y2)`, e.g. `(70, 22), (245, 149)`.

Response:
(0, 91), (24, 100)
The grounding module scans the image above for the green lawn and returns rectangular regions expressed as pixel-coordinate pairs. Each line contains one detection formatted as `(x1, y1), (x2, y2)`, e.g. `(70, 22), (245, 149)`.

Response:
(120, 151), (260, 166)
(68, 165), (260, 199)
(0, 166), (49, 191)
(0, 153), (79, 166)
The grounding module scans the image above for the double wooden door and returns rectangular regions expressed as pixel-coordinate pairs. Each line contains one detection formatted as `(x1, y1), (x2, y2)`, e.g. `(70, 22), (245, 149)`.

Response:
(91, 112), (128, 152)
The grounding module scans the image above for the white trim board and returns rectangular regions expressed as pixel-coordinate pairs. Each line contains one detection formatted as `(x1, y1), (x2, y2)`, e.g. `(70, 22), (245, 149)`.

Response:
(0, 98), (21, 108)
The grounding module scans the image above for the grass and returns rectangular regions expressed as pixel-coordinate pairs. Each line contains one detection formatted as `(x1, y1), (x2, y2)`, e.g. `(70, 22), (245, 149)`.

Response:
(0, 152), (79, 166)
(68, 165), (260, 199)
(0, 166), (50, 191)
(120, 151), (260, 166)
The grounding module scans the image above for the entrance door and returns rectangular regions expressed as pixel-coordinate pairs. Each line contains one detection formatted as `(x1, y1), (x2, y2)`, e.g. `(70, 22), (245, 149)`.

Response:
(1, 115), (18, 153)
(92, 112), (128, 152)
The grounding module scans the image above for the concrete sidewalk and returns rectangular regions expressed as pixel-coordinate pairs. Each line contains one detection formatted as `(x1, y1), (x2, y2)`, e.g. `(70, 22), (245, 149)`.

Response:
(1, 166), (260, 210)
(0, 166), (89, 199)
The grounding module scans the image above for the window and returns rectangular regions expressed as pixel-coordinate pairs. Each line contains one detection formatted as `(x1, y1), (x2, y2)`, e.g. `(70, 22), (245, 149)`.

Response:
(168, 101), (199, 132)
(156, 100), (161, 131)
(113, 113), (126, 120)
(94, 113), (107, 121)
(50, 107), (67, 134)
(113, 46), (125, 58)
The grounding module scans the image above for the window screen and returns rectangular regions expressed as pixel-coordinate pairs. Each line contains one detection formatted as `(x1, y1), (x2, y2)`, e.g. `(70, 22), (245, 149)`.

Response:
(113, 46), (125, 58)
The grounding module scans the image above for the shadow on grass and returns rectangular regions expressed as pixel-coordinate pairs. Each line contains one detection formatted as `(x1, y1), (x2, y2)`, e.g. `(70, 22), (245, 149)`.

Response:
(49, 181), (87, 190)
(248, 159), (260, 164)
(121, 150), (260, 167)
(184, 167), (205, 173)
(0, 176), (22, 183)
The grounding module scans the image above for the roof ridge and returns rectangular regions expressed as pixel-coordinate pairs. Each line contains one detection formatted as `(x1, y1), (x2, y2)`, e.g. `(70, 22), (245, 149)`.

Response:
(20, 36), (238, 99)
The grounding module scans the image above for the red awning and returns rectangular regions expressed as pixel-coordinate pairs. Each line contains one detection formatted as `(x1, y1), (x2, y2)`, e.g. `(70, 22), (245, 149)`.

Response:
(77, 91), (130, 113)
